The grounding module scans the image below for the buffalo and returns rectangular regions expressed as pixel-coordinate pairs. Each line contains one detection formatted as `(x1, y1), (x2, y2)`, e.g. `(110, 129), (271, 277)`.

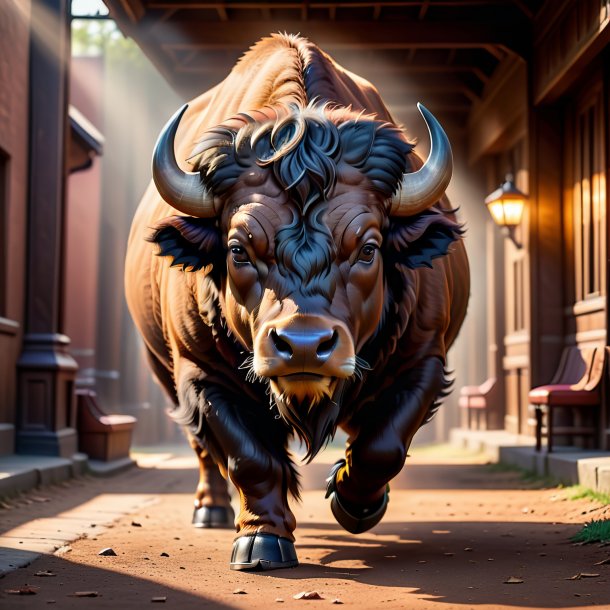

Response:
(125, 33), (469, 570)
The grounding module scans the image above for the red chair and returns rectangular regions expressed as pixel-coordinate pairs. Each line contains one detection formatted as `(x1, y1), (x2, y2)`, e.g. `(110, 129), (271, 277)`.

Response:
(459, 377), (498, 430)
(528, 346), (605, 452)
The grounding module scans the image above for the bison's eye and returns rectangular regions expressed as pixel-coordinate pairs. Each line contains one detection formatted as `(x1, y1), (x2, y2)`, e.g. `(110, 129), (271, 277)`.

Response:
(357, 244), (377, 265)
(231, 245), (250, 266)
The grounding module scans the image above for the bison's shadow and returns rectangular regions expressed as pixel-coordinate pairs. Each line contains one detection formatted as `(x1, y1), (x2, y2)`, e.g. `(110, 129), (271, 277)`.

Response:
(267, 520), (610, 608)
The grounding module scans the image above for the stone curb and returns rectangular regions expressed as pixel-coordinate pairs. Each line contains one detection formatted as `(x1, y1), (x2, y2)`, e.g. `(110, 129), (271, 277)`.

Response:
(449, 427), (610, 493)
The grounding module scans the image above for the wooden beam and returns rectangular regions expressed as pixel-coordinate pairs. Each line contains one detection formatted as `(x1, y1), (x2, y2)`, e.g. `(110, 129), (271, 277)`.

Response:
(511, 0), (535, 20)
(418, 0), (430, 20)
(157, 8), (177, 23)
(216, 5), (228, 20)
(146, 1), (523, 9)
(147, 19), (529, 56)
(117, 0), (145, 23)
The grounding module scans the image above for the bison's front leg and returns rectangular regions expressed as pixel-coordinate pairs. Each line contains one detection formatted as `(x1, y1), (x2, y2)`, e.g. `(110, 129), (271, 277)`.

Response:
(327, 357), (446, 534)
(188, 434), (235, 528)
(178, 365), (298, 571)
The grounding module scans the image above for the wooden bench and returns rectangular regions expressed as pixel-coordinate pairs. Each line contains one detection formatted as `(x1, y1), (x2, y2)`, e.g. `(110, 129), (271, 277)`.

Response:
(528, 346), (605, 452)
(76, 389), (137, 461)
(459, 377), (498, 430)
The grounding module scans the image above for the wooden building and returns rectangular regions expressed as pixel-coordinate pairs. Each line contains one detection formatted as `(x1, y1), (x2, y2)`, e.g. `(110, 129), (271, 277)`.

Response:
(1, 0), (609, 464)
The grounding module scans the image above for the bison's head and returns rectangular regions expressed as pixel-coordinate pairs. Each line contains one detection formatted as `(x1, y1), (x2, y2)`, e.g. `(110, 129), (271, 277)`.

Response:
(150, 103), (461, 459)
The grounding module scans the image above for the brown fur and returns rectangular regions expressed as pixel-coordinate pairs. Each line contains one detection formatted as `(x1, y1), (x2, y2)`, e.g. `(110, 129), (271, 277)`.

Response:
(125, 34), (470, 541)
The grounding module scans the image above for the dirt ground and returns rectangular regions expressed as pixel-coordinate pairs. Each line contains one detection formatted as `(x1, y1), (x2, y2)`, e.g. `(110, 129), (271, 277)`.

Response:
(1, 444), (609, 610)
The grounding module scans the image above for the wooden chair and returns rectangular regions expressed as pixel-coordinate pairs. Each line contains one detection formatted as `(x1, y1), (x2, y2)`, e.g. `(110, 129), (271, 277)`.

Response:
(459, 377), (498, 430)
(528, 346), (605, 452)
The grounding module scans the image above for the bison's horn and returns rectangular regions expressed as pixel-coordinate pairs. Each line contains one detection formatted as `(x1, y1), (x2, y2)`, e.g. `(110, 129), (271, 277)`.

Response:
(390, 103), (453, 216)
(152, 104), (216, 217)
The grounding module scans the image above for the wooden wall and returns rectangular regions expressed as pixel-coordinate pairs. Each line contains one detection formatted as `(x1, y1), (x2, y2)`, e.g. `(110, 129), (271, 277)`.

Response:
(467, 0), (610, 444)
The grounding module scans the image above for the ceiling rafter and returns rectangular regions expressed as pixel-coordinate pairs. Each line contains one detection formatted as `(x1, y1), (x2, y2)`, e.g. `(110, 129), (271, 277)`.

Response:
(144, 1), (531, 10)
(146, 19), (528, 56)
(104, 0), (537, 121)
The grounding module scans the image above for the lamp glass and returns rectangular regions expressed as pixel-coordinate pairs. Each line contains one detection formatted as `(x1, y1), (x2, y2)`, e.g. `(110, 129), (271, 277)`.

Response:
(485, 179), (526, 228)
(498, 196), (525, 226)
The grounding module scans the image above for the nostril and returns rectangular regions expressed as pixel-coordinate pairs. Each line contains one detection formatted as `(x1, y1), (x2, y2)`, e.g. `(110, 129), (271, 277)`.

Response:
(269, 328), (293, 359)
(316, 330), (339, 360)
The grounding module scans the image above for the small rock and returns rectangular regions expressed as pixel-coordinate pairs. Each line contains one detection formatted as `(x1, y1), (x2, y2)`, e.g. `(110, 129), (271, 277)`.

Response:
(443, 552), (454, 556)
(35, 570), (56, 577)
(275, 598), (284, 603)
(233, 589), (247, 594)
(98, 548), (117, 556)
(331, 599), (343, 604)
(464, 547), (473, 552)
(566, 573), (600, 580)
(160, 552), (169, 557)
(71, 591), (99, 597)
(151, 597), (167, 603)
(131, 521), (142, 527)
(294, 591), (324, 600)
(504, 577), (523, 584)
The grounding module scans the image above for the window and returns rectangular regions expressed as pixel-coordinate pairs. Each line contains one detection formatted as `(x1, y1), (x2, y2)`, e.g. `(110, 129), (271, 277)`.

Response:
(572, 89), (606, 301)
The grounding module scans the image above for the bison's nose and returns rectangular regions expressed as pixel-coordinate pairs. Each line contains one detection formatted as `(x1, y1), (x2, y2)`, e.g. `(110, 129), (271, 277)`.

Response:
(255, 315), (355, 378)
(269, 327), (339, 363)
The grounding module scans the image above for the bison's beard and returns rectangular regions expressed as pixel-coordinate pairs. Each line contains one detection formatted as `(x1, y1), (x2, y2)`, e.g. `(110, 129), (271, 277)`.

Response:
(269, 376), (345, 462)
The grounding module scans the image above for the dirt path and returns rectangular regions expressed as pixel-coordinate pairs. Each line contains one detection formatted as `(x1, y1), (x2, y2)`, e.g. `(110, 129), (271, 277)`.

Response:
(1, 445), (609, 609)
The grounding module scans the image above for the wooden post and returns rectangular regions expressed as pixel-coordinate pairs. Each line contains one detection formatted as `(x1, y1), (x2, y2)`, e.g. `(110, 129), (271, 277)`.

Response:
(16, 0), (78, 457)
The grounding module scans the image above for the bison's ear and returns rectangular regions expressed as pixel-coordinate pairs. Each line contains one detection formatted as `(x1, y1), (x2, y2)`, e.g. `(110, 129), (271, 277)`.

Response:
(148, 215), (223, 273)
(385, 209), (463, 269)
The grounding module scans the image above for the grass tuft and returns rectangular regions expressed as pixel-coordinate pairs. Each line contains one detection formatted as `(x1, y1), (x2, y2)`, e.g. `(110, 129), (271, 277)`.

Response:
(565, 485), (610, 506)
(571, 519), (610, 544)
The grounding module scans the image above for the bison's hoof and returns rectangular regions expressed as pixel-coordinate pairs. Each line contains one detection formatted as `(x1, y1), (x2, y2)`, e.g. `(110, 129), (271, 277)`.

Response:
(192, 505), (235, 529)
(230, 533), (298, 571)
(325, 459), (389, 534)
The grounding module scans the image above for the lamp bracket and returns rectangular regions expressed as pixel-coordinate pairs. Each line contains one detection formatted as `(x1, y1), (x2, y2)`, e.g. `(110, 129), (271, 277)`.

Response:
(501, 226), (522, 249)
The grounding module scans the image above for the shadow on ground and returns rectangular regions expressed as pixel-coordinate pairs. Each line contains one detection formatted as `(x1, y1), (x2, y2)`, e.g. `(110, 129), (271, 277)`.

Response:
(279, 520), (610, 608)
(0, 551), (235, 609)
